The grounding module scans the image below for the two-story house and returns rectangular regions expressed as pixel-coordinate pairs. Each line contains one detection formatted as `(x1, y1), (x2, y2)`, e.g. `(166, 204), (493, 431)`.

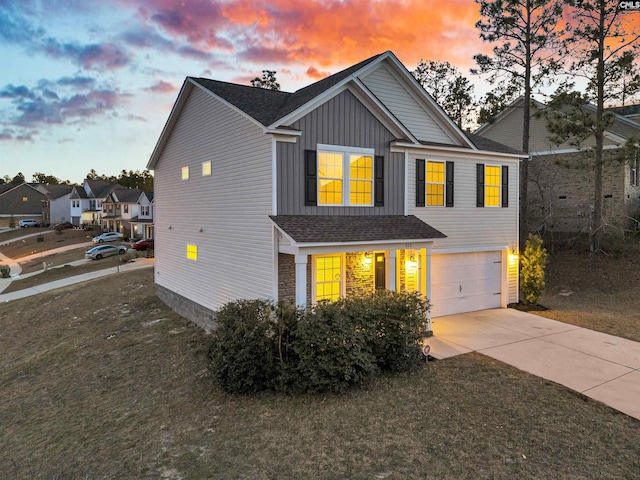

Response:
(147, 51), (525, 331)
(129, 192), (154, 240)
(40, 184), (74, 226)
(101, 187), (148, 234)
(476, 97), (640, 235)
(69, 179), (114, 227)
(0, 183), (46, 227)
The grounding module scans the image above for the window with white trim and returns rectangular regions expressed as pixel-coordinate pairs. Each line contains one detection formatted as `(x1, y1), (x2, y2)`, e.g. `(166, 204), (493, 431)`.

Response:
(202, 161), (211, 176)
(484, 165), (501, 207)
(426, 161), (445, 206)
(181, 166), (189, 180)
(631, 155), (638, 186)
(315, 255), (342, 302)
(317, 145), (374, 206)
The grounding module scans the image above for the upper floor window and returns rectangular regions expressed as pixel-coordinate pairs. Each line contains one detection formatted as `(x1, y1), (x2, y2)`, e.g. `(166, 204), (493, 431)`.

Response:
(415, 159), (454, 208)
(202, 161), (212, 176)
(305, 147), (384, 208)
(181, 166), (189, 180)
(22, 196), (28, 202)
(426, 161), (445, 206)
(477, 164), (508, 208)
(187, 244), (198, 261)
(141, 205), (150, 216)
(631, 156), (638, 186)
(124, 205), (129, 214)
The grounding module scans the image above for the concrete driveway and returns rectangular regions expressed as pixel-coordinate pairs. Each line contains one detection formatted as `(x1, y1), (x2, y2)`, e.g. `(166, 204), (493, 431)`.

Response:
(429, 308), (640, 421)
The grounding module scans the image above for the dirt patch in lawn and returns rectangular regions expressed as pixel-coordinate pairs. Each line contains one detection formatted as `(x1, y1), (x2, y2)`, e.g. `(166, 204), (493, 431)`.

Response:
(535, 242), (640, 342)
(0, 228), (96, 259)
(1, 270), (639, 479)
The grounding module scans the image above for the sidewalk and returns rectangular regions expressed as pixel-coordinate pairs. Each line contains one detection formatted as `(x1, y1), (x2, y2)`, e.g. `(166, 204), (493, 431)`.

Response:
(429, 308), (640, 421)
(0, 257), (154, 302)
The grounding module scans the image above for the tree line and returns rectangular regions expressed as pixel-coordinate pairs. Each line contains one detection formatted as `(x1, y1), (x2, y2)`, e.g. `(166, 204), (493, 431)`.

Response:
(1, 169), (154, 192)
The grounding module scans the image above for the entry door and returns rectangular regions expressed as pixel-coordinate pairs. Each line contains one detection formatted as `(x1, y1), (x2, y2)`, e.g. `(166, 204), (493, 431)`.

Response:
(375, 253), (386, 290)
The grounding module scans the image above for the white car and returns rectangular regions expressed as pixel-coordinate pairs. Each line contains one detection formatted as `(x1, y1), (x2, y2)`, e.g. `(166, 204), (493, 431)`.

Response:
(18, 219), (39, 228)
(85, 244), (127, 260)
(92, 232), (124, 243)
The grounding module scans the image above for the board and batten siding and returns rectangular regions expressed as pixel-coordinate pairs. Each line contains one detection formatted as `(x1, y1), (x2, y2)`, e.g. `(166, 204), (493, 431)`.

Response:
(359, 64), (460, 146)
(153, 86), (274, 313)
(277, 89), (404, 215)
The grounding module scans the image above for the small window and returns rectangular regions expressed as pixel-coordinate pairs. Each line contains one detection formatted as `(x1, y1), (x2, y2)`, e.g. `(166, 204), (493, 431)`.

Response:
(202, 161), (212, 176)
(186, 244), (197, 261)
(22, 196), (28, 202)
(124, 205), (129, 213)
(182, 166), (189, 180)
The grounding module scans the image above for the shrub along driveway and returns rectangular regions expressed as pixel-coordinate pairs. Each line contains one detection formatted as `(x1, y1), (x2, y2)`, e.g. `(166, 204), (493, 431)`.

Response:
(430, 308), (640, 420)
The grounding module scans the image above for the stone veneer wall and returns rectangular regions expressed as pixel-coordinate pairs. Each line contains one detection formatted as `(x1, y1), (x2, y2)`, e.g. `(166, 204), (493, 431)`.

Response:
(345, 251), (374, 297)
(527, 150), (638, 234)
(156, 284), (216, 331)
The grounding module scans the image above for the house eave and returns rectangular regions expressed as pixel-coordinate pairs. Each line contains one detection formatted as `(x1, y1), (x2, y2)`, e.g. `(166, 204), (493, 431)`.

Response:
(390, 141), (528, 160)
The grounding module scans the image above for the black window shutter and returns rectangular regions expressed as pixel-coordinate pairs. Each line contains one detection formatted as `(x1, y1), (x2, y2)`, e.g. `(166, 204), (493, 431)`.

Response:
(374, 155), (384, 207)
(416, 159), (425, 207)
(476, 164), (485, 207)
(305, 150), (317, 206)
(445, 161), (454, 207)
(502, 165), (509, 208)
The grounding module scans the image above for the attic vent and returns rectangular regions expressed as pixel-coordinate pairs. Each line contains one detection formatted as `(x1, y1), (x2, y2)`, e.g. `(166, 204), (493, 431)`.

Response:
(558, 195), (567, 200)
(604, 194), (613, 199)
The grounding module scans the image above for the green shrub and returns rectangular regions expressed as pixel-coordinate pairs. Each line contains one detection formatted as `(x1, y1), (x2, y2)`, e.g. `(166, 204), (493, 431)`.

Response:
(207, 292), (432, 394)
(207, 299), (281, 394)
(366, 290), (430, 373)
(287, 299), (378, 393)
(520, 234), (548, 306)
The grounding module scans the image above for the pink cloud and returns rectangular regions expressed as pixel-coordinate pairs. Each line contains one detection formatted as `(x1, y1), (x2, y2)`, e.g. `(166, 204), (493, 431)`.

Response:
(146, 80), (176, 93)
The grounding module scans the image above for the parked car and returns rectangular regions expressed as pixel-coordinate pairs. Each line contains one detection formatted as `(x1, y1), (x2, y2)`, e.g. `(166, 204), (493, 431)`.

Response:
(92, 232), (124, 243)
(53, 222), (74, 230)
(85, 244), (127, 260)
(18, 219), (39, 228)
(131, 239), (154, 251)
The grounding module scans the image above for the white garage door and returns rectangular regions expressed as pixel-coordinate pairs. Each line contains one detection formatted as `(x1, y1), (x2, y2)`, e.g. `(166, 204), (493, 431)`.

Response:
(430, 251), (502, 317)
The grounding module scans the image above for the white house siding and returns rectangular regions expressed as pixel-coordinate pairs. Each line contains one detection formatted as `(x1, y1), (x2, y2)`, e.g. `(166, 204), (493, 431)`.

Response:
(153, 86), (274, 314)
(50, 195), (71, 225)
(360, 64), (461, 146)
(407, 151), (520, 311)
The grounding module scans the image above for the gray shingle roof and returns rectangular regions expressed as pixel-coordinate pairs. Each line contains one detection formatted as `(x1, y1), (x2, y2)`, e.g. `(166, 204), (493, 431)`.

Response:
(466, 132), (527, 155)
(190, 52), (386, 127)
(270, 215), (446, 244)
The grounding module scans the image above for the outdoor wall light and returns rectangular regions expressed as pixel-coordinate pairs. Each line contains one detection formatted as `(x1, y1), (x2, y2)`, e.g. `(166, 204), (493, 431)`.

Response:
(168, 225), (172, 230)
(199, 227), (204, 233)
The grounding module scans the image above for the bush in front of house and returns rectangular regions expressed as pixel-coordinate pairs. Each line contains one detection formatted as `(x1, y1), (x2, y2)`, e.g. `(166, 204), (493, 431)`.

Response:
(520, 233), (548, 306)
(207, 292), (431, 394)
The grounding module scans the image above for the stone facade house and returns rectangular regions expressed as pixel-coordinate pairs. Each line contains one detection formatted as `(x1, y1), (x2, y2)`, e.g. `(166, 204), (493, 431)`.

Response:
(147, 51), (526, 331)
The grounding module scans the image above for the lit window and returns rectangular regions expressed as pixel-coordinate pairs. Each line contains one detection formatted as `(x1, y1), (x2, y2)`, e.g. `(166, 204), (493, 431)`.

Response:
(187, 244), (197, 261)
(426, 161), (445, 206)
(22, 197), (28, 202)
(318, 151), (343, 205)
(317, 146), (374, 206)
(181, 166), (189, 180)
(485, 165), (501, 207)
(202, 161), (212, 176)
(315, 255), (342, 302)
(349, 154), (373, 205)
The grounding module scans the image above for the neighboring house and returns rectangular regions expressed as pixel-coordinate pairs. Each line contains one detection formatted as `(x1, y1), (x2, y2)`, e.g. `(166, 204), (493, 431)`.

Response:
(129, 192), (154, 240)
(102, 186), (141, 234)
(609, 104), (640, 124)
(0, 183), (45, 227)
(41, 184), (74, 226)
(476, 97), (640, 235)
(69, 179), (114, 227)
(147, 51), (525, 330)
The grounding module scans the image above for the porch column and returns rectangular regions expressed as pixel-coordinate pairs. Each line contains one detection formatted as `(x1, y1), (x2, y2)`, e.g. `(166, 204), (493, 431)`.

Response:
(295, 254), (308, 307)
(389, 250), (397, 292)
(424, 247), (433, 333)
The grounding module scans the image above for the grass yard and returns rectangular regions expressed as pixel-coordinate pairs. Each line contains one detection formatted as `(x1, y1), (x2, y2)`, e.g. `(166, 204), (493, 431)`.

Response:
(0, 269), (638, 479)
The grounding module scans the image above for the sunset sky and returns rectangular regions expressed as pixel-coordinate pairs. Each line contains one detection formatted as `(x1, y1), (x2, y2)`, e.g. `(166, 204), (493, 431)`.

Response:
(0, 0), (637, 185)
